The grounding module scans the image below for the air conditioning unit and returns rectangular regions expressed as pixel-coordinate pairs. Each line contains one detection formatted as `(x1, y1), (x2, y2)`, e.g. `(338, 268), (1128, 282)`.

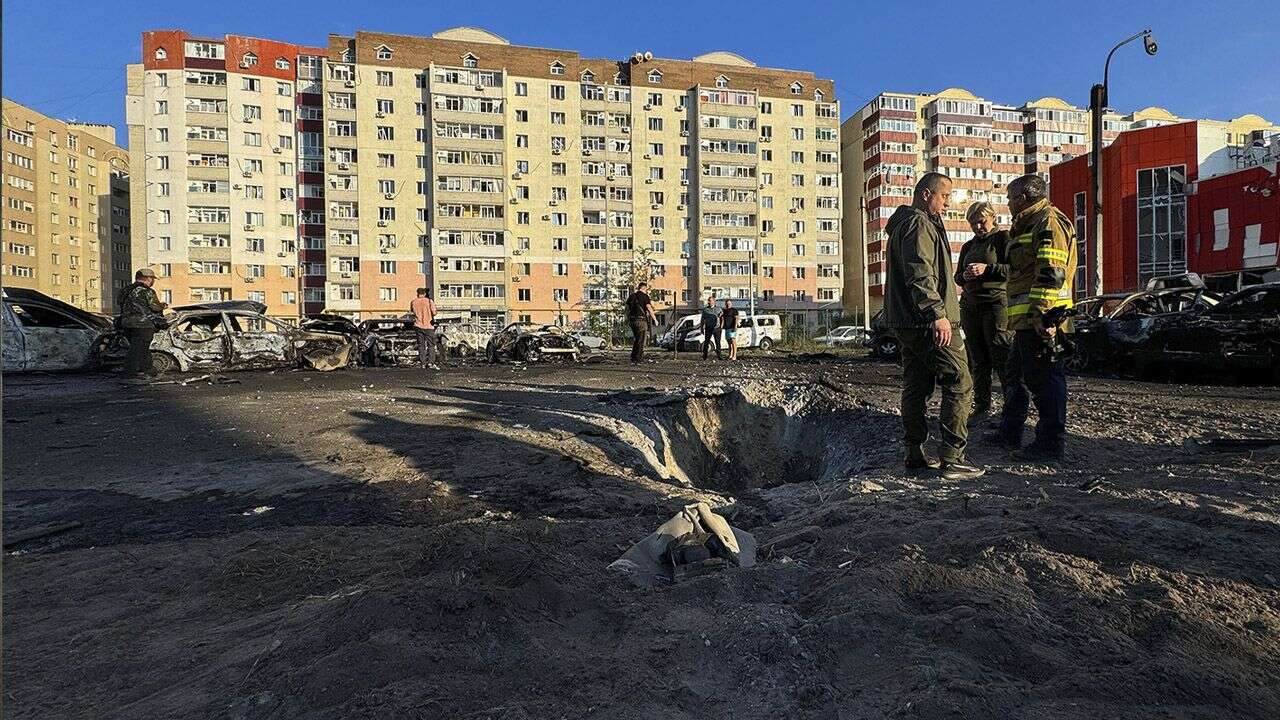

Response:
(549, 200), (559, 206)
(643, 153), (652, 160)
(643, 104), (653, 110)
(552, 149), (562, 155)
(651, 203), (661, 210)
(788, 232), (797, 238)
(341, 272), (352, 278)
(243, 117), (255, 123)
(679, 252), (689, 258)
(377, 220), (388, 227)
(621, 127), (630, 134)
(277, 252), (287, 257)
(680, 130), (688, 137)
(512, 172), (522, 179)
(645, 178), (654, 184)
(379, 247), (390, 254)
(674, 106), (684, 113)
(232, 184), (243, 189)
(512, 276), (521, 283)
(512, 249), (524, 255)
(677, 204), (686, 210)
(272, 148), (282, 154)
(244, 224), (255, 231)
(343, 80), (355, 88)
(244, 277), (256, 283)
(789, 208), (798, 214)
(540, 214), (550, 220)
(761, 137), (771, 143)
(375, 112), (385, 118)
(509, 198), (518, 204)
(653, 228), (663, 235)
(1053, 145), (1063, 152)
(581, 149), (592, 156)
(242, 172), (253, 178)
(606, 174), (616, 181)
(338, 163), (350, 170)
(680, 179), (689, 186)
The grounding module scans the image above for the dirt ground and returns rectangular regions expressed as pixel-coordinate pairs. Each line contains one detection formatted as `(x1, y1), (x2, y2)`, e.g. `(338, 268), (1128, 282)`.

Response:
(4, 351), (1279, 719)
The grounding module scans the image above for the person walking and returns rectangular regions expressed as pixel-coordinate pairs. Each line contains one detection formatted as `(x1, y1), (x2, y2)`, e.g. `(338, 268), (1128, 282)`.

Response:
(116, 268), (168, 378)
(700, 296), (723, 360)
(721, 300), (741, 361)
(410, 287), (440, 370)
(955, 201), (1012, 421)
(883, 172), (984, 480)
(625, 281), (659, 364)
(988, 174), (1077, 462)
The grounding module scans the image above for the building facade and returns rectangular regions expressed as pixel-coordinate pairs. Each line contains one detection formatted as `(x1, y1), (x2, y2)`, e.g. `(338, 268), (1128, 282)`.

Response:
(2, 99), (131, 312)
(839, 86), (1279, 318)
(1051, 118), (1280, 294)
(127, 27), (841, 329)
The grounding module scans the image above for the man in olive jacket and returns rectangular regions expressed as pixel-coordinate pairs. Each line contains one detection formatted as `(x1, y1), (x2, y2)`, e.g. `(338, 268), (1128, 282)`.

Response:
(117, 268), (168, 377)
(883, 173), (983, 480)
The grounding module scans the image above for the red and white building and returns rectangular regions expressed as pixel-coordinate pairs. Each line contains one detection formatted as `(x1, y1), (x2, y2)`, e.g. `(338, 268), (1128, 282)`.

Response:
(1050, 120), (1280, 295)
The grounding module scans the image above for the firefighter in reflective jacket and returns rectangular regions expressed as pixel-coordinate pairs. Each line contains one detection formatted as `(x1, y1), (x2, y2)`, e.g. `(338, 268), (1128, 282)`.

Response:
(988, 174), (1076, 462)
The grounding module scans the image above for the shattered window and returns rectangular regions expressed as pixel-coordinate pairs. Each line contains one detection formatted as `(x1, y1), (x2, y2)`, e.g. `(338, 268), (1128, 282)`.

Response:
(7, 302), (88, 329)
(174, 315), (226, 337)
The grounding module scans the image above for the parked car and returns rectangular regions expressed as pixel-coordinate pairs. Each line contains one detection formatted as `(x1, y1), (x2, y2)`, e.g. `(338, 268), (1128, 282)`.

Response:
(1121, 282), (1280, 381)
(657, 313), (781, 351)
(1, 288), (117, 372)
(814, 325), (869, 347)
(1069, 287), (1220, 374)
(863, 309), (900, 360)
(485, 323), (585, 363)
(569, 330), (608, 351)
(136, 301), (357, 373)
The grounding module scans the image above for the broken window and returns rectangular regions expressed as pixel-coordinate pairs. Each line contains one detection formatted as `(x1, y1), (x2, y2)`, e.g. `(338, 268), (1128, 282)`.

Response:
(8, 302), (87, 329)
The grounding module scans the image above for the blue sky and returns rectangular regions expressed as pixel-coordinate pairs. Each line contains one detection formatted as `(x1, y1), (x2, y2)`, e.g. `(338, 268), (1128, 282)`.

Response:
(3, 0), (1277, 144)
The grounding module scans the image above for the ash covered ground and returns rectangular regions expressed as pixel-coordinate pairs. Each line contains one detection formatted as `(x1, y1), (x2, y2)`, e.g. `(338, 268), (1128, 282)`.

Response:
(4, 353), (1279, 719)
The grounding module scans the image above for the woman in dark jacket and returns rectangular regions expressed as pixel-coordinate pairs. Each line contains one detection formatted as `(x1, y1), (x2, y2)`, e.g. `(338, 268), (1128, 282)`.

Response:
(955, 201), (1012, 419)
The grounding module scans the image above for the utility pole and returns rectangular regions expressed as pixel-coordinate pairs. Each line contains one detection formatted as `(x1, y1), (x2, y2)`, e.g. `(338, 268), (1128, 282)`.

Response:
(1090, 29), (1157, 297)
(857, 172), (875, 330)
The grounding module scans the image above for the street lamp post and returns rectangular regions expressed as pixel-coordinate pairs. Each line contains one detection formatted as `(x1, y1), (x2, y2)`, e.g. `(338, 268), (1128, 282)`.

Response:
(856, 172), (877, 330)
(1089, 29), (1157, 297)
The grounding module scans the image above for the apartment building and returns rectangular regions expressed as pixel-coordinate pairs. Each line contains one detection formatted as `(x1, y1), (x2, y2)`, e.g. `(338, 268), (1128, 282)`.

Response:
(2, 99), (131, 312)
(128, 27), (840, 329)
(840, 87), (1277, 316)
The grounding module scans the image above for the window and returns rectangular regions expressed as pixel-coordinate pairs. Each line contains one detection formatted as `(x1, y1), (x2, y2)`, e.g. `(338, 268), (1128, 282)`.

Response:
(376, 71), (393, 86)
(1073, 192), (1088, 296)
(276, 58), (290, 70)
(715, 75), (729, 88)
(1136, 165), (1187, 285)
(277, 82), (292, 97)
(376, 45), (393, 60)
(515, 81), (527, 96)
(791, 104), (804, 117)
(550, 84), (566, 101)
(647, 70), (662, 83)
(155, 100), (168, 115)
(550, 61), (565, 75)
(518, 288), (531, 302)
(242, 77), (260, 92)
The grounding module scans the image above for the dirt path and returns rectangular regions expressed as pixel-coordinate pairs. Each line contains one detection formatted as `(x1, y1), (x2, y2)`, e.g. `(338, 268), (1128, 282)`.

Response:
(4, 355), (1279, 719)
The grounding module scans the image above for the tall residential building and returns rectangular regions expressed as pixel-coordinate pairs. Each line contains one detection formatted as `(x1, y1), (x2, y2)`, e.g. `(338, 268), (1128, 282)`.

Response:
(2, 99), (131, 312)
(127, 27), (841, 329)
(841, 87), (1280, 316)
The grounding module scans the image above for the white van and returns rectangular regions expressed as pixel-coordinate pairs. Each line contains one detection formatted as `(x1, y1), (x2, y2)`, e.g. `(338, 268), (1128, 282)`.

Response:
(658, 312), (782, 350)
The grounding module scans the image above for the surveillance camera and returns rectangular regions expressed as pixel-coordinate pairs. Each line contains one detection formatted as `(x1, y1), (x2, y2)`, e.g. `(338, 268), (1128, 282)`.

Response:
(1144, 34), (1158, 55)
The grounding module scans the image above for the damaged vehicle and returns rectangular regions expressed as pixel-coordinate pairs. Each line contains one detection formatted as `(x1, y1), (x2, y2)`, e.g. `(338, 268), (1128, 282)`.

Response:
(125, 301), (356, 373)
(1124, 282), (1280, 381)
(436, 319), (491, 358)
(1069, 286), (1219, 375)
(357, 317), (430, 366)
(485, 323), (585, 363)
(1, 288), (117, 372)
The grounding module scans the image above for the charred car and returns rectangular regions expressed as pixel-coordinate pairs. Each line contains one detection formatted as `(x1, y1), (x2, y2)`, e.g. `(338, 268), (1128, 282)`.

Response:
(485, 323), (586, 363)
(1, 288), (117, 372)
(436, 319), (491, 358)
(132, 302), (356, 373)
(1069, 286), (1220, 375)
(1124, 282), (1280, 381)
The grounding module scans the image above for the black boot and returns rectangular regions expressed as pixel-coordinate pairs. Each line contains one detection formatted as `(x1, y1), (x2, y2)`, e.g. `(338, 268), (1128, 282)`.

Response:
(939, 459), (986, 480)
(904, 446), (940, 473)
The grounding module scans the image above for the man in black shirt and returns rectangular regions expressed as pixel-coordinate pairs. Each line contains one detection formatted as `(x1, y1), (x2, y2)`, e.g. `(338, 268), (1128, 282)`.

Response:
(721, 300), (741, 361)
(624, 282), (659, 363)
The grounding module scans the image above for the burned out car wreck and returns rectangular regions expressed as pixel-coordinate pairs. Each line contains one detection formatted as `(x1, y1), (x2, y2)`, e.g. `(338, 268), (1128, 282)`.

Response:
(1071, 283), (1280, 381)
(485, 323), (586, 363)
(138, 302), (356, 373)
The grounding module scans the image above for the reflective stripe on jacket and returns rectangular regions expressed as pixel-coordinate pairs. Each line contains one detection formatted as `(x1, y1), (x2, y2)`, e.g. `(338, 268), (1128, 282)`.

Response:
(1005, 198), (1077, 330)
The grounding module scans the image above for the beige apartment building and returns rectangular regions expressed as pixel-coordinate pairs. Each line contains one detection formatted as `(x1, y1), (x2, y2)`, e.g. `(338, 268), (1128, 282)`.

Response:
(2, 99), (131, 312)
(840, 87), (1279, 319)
(128, 27), (841, 330)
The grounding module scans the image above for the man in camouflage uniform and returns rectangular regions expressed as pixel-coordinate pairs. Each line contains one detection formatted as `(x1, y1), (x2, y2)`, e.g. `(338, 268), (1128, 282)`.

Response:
(988, 174), (1077, 462)
(117, 268), (168, 377)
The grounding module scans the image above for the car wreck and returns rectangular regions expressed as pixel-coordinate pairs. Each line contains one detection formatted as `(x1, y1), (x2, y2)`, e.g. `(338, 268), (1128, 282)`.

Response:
(137, 302), (356, 373)
(485, 323), (585, 363)
(1, 288), (117, 372)
(1071, 282), (1280, 381)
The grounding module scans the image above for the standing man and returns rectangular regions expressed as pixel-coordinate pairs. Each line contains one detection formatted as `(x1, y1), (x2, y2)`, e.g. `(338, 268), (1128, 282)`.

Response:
(625, 281), (659, 364)
(721, 299), (741, 361)
(410, 287), (440, 370)
(883, 173), (983, 480)
(989, 174), (1077, 462)
(700, 295), (723, 360)
(955, 201), (1012, 421)
(117, 268), (168, 378)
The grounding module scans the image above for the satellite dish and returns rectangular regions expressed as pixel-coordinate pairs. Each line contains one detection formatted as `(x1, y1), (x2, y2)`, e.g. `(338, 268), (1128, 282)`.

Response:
(643, 51), (653, 61)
